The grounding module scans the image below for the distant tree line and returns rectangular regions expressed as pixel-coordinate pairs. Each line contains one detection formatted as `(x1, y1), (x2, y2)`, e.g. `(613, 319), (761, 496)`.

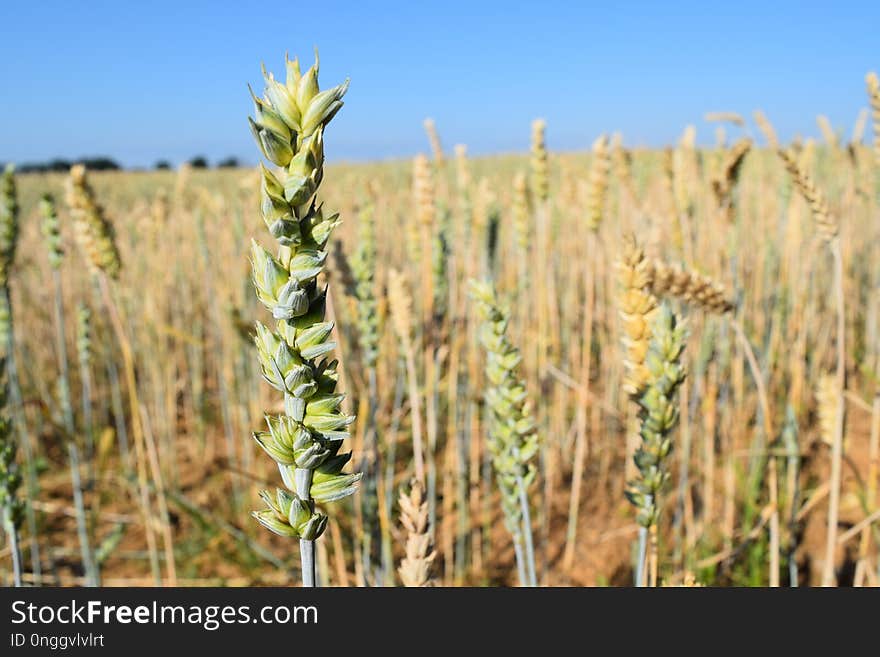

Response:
(8, 156), (122, 173)
(3, 155), (244, 173)
(183, 156), (241, 169)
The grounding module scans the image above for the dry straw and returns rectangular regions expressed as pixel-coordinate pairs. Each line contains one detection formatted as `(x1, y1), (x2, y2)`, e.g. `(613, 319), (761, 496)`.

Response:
(778, 143), (845, 586)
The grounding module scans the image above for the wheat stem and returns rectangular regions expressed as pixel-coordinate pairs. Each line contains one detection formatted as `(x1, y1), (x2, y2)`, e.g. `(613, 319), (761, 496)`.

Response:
(821, 239), (847, 586)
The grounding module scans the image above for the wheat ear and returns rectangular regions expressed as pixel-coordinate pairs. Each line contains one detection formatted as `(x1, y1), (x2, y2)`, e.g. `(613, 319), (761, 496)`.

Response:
(625, 303), (687, 586)
(397, 479), (436, 587)
(711, 138), (751, 222)
(586, 135), (610, 231)
(247, 52), (361, 587)
(777, 148), (838, 241)
(387, 269), (426, 485)
(530, 119), (549, 203)
(647, 259), (735, 315)
(617, 235), (659, 396)
(423, 118), (445, 166)
(753, 110), (779, 148)
(866, 72), (880, 167)
(469, 279), (539, 586)
(65, 164), (122, 278)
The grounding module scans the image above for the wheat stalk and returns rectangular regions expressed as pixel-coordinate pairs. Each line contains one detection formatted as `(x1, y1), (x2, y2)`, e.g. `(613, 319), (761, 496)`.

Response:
(469, 279), (539, 586)
(352, 203), (380, 371)
(40, 195), (74, 434)
(0, 165), (41, 585)
(351, 200), (382, 582)
(247, 52), (361, 587)
(639, 247), (787, 584)
(0, 357), (23, 587)
(625, 303), (687, 586)
(387, 268), (426, 485)
(778, 145), (846, 585)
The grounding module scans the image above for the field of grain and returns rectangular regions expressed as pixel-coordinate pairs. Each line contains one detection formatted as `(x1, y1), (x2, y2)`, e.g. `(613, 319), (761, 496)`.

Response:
(1, 67), (879, 588)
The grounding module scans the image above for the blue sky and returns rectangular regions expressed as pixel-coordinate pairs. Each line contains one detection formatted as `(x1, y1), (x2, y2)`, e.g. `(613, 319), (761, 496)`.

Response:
(1, 1), (877, 167)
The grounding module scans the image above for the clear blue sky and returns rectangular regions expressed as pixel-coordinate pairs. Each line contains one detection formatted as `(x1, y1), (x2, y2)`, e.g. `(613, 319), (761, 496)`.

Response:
(1, 1), (877, 168)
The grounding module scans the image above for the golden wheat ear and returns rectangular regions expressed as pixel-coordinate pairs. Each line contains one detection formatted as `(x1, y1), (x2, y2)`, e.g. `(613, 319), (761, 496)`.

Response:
(648, 259), (735, 315)
(65, 164), (122, 279)
(777, 148), (838, 241)
(586, 134), (610, 232)
(397, 479), (436, 587)
(866, 72), (880, 165)
(617, 234), (659, 397)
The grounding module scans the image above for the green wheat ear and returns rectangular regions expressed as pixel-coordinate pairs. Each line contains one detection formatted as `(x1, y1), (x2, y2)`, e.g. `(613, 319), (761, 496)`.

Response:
(40, 194), (64, 270)
(247, 52), (360, 585)
(625, 303), (687, 526)
(351, 201), (379, 369)
(0, 165), (19, 289)
(625, 302), (687, 586)
(469, 278), (539, 586)
(0, 355), (23, 579)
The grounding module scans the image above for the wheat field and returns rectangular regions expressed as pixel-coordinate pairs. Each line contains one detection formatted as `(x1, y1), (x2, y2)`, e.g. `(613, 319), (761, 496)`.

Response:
(1, 81), (880, 586)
